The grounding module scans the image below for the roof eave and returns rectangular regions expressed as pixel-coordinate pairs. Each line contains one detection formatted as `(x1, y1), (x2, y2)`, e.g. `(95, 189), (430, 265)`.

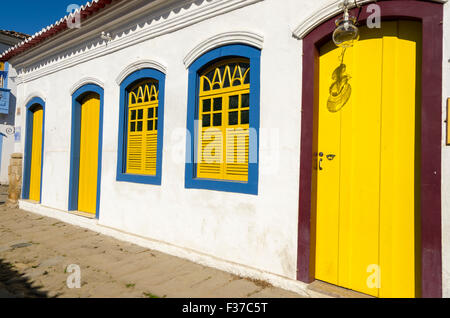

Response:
(0, 0), (118, 62)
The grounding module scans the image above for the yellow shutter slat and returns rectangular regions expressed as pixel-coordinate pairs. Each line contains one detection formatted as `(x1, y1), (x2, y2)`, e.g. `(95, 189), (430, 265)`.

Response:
(198, 128), (223, 179)
(144, 131), (158, 175)
(127, 134), (143, 173)
(225, 128), (249, 182)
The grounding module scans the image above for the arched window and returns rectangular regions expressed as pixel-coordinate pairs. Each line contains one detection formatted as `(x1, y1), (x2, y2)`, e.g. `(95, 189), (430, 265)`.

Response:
(116, 68), (165, 185)
(197, 58), (250, 182)
(126, 80), (160, 175)
(185, 44), (261, 195)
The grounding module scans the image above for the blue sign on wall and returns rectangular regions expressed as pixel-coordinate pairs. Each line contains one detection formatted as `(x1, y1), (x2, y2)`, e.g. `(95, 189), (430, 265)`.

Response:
(0, 88), (10, 114)
(14, 126), (21, 142)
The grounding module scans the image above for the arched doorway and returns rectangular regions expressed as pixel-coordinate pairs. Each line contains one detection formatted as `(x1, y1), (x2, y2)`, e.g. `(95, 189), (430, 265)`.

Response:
(69, 84), (104, 218)
(297, 0), (443, 298)
(23, 97), (45, 203)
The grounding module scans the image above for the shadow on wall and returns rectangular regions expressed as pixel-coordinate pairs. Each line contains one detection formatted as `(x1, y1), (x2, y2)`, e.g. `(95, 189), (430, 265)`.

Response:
(327, 48), (352, 113)
(0, 259), (49, 298)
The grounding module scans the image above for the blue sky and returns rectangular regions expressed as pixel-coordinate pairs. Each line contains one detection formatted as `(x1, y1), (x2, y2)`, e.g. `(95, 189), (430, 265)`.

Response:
(0, 1), (87, 36)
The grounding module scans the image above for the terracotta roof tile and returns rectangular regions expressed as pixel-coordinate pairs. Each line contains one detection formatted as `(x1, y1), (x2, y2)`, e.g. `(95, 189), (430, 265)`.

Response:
(0, 30), (30, 40)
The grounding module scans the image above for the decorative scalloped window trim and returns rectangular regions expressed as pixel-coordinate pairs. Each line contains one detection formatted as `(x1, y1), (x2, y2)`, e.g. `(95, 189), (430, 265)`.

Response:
(183, 31), (264, 68)
(70, 77), (105, 95)
(115, 60), (167, 85)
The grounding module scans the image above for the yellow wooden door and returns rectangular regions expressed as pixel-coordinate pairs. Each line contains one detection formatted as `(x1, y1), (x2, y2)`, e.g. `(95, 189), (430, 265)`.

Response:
(315, 21), (421, 298)
(29, 107), (44, 202)
(78, 94), (100, 215)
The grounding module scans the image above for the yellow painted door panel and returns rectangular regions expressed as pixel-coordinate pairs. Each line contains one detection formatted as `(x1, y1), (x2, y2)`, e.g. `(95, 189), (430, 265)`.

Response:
(314, 21), (421, 298)
(29, 107), (43, 202)
(78, 94), (100, 215)
(315, 41), (342, 284)
(377, 20), (422, 298)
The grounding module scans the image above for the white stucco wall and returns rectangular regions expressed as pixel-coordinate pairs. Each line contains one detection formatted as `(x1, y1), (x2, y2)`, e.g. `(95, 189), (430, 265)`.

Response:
(9, 0), (450, 295)
(11, 0), (311, 280)
(0, 125), (15, 184)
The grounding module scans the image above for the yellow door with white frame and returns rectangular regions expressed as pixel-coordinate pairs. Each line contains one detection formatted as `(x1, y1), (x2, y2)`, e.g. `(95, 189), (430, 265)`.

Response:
(78, 94), (100, 215)
(29, 107), (44, 202)
(314, 21), (421, 298)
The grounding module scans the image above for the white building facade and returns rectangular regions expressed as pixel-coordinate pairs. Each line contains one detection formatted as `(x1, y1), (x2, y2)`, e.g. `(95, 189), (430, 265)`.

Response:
(2, 0), (449, 298)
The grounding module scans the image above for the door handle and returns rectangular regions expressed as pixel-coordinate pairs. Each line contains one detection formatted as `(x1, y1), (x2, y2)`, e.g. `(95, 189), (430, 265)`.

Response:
(317, 152), (336, 171)
(318, 152), (324, 171)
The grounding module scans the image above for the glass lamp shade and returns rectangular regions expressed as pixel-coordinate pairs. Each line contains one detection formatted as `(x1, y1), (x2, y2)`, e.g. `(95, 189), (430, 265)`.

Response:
(333, 16), (359, 48)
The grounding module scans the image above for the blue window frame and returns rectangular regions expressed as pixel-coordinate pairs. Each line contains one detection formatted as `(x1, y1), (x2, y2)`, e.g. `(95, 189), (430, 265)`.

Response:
(185, 44), (261, 195)
(116, 68), (166, 185)
(22, 97), (46, 202)
(68, 84), (104, 219)
(0, 63), (11, 114)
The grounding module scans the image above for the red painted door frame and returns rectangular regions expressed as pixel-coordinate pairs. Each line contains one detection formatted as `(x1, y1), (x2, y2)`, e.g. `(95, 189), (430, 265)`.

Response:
(297, 0), (443, 298)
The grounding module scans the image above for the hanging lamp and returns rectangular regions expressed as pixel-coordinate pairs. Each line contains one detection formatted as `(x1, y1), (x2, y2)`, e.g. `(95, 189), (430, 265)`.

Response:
(332, 0), (360, 48)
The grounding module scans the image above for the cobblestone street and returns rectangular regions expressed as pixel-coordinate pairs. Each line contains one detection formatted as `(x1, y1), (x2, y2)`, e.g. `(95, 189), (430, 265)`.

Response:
(0, 194), (311, 298)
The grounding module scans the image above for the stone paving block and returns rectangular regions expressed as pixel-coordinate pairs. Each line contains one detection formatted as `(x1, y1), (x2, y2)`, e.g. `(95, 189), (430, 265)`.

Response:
(147, 269), (232, 298)
(208, 278), (262, 298)
(249, 286), (305, 298)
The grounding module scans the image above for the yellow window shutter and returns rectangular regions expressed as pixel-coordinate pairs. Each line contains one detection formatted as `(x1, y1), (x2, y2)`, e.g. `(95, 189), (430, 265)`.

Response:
(225, 128), (249, 182)
(127, 134), (143, 173)
(144, 131), (158, 175)
(126, 80), (159, 176)
(198, 128), (223, 179)
(197, 59), (250, 182)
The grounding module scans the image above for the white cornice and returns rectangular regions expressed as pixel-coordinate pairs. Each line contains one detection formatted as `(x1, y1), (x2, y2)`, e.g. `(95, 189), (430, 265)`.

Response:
(13, 0), (264, 84)
(292, 0), (447, 40)
(24, 91), (47, 107)
(11, 0), (159, 68)
(183, 31), (264, 68)
(70, 77), (105, 95)
(116, 60), (167, 85)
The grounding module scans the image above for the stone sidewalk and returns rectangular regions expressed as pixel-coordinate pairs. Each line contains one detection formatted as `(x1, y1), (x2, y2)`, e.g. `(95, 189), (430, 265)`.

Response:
(0, 203), (319, 298)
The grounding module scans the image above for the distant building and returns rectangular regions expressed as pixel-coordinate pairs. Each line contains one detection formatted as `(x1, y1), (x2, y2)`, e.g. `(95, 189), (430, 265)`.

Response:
(0, 30), (29, 184)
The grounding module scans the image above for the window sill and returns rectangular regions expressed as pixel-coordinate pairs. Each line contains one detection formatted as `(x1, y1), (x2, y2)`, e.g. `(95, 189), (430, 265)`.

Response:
(116, 173), (161, 186)
(185, 177), (258, 195)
